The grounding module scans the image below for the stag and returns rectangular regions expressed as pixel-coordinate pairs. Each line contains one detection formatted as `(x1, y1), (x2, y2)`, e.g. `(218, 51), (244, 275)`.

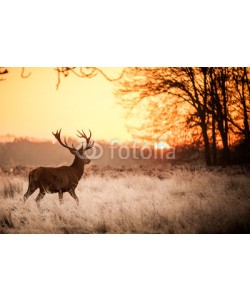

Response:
(24, 129), (94, 205)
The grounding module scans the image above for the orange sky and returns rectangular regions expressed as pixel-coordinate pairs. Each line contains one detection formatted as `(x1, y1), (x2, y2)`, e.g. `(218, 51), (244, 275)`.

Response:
(0, 67), (131, 142)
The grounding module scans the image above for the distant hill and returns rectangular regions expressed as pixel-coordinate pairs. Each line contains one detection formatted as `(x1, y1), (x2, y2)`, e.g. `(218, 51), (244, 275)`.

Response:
(0, 138), (181, 168)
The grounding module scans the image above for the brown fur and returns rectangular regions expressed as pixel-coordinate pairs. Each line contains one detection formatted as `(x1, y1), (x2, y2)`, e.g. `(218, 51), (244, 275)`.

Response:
(24, 129), (93, 205)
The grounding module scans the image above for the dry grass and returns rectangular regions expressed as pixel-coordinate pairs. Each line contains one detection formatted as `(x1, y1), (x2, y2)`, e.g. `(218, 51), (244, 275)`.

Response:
(0, 168), (250, 233)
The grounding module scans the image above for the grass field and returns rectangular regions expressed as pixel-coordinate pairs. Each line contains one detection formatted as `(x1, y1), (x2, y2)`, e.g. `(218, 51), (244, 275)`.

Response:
(0, 166), (250, 233)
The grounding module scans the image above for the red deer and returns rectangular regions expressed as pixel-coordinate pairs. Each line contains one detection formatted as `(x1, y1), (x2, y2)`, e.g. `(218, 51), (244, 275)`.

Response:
(24, 129), (94, 205)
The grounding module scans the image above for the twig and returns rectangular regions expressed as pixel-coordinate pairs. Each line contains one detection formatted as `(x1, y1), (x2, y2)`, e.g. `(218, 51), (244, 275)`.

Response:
(55, 67), (125, 89)
(21, 67), (31, 78)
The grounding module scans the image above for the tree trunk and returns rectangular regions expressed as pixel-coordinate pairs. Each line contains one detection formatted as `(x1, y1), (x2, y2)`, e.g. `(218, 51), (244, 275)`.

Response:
(212, 106), (217, 165)
(243, 68), (250, 143)
(221, 69), (230, 164)
(221, 133), (230, 165)
(201, 121), (211, 166)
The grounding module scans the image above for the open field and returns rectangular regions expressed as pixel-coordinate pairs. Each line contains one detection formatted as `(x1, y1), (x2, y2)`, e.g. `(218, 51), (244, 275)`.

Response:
(0, 166), (250, 233)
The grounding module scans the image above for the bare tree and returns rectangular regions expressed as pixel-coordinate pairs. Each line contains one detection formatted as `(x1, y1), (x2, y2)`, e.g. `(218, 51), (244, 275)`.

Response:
(230, 67), (250, 143)
(116, 67), (213, 165)
(116, 67), (250, 166)
(207, 68), (231, 164)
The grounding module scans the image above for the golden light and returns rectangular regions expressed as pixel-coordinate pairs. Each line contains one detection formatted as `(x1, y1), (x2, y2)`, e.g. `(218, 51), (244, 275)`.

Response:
(0, 67), (131, 142)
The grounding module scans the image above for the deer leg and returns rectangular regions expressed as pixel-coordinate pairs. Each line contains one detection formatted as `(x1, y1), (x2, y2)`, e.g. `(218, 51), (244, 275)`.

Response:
(69, 190), (79, 205)
(35, 189), (46, 207)
(24, 173), (38, 203)
(24, 186), (38, 203)
(58, 191), (63, 204)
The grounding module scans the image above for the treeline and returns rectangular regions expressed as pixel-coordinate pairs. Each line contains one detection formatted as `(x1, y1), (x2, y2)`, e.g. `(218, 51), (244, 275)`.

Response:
(116, 67), (250, 165)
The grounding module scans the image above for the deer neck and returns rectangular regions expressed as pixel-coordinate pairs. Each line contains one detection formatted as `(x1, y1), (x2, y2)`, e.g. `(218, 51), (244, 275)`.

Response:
(71, 156), (85, 179)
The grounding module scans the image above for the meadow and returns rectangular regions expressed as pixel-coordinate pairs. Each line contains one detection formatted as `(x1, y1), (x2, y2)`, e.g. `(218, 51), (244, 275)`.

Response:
(0, 165), (250, 234)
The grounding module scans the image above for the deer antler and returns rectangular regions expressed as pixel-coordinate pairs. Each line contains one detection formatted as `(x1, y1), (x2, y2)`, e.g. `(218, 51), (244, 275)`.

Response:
(77, 129), (94, 151)
(52, 129), (77, 151)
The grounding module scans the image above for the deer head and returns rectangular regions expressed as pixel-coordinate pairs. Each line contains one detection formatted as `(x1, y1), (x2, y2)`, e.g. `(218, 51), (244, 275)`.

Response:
(52, 129), (94, 164)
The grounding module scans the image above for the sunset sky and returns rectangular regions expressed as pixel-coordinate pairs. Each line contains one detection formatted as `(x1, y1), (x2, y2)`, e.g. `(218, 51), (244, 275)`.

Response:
(0, 67), (131, 142)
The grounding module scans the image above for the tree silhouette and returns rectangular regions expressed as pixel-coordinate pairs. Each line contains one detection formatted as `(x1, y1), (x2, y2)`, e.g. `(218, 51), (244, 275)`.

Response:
(55, 67), (125, 89)
(0, 67), (125, 89)
(115, 67), (250, 165)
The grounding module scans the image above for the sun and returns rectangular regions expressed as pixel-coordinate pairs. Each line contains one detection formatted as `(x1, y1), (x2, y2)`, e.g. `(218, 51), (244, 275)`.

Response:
(154, 142), (171, 149)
